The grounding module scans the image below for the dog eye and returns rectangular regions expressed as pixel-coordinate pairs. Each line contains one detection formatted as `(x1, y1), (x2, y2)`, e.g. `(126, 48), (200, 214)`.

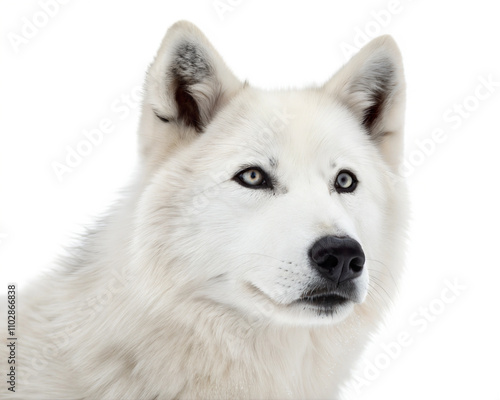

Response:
(235, 167), (270, 189)
(334, 170), (357, 193)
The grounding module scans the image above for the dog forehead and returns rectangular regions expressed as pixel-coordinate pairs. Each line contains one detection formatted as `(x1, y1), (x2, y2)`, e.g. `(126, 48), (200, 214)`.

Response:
(208, 89), (370, 163)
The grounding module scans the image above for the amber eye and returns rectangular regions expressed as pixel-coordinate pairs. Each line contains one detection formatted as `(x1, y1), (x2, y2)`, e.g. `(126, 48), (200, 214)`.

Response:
(334, 170), (358, 193)
(235, 167), (271, 189)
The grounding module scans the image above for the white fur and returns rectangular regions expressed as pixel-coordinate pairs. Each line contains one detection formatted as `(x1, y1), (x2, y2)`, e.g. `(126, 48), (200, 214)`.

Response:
(5, 21), (408, 399)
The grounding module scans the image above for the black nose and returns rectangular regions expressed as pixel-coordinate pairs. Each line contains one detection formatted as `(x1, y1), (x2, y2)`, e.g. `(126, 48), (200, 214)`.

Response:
(309, 236), (365, 286)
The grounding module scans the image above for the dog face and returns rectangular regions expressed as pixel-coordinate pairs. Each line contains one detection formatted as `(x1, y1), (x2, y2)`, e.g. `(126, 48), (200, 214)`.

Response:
(134, 21), (406, 326)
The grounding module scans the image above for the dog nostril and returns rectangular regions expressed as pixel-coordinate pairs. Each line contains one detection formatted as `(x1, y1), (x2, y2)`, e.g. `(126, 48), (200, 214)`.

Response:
(349, 258), (364, 273)
(326, 255), (338, 268)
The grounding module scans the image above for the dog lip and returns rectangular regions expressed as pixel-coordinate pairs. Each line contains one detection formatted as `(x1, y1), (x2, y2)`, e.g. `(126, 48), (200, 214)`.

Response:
(296, 292), (349, 308)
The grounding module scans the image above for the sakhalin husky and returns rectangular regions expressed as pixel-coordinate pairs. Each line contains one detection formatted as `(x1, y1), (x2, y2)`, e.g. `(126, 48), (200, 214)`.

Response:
(5, 21), (408, 399)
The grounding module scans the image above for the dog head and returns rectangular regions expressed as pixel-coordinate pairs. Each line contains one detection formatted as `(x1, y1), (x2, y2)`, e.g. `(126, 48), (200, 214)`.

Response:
(133, 21), (407, 326)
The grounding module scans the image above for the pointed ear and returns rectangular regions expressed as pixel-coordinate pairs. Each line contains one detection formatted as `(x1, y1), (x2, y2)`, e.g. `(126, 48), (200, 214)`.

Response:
(146, 21), (242, 133)
(325, 36), (406, 168)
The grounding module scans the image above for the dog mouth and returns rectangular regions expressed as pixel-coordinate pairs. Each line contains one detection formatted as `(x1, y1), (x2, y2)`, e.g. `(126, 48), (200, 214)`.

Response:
(295, 281), (362, 313)
(243, 281), (358, 321)
(243, 280), (360, 319)
(297, 293), (349, 308)
(245, 282), (349, 310)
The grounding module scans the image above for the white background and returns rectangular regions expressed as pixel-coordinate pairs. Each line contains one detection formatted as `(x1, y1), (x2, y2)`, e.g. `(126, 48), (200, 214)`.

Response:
(1, 1), (499, 399)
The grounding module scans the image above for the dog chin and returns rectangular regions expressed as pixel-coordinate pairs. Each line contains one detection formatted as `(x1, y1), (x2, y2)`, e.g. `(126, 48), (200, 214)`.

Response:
(276, 299), (356, 325)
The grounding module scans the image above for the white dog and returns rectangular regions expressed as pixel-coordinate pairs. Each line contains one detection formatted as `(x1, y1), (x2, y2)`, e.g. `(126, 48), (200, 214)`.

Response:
(5, 21), (408, 399)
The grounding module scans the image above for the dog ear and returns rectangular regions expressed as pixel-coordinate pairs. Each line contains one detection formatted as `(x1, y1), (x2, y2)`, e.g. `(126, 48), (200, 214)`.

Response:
(145, 21), (242, 133)
(324, 36), (406, 167)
